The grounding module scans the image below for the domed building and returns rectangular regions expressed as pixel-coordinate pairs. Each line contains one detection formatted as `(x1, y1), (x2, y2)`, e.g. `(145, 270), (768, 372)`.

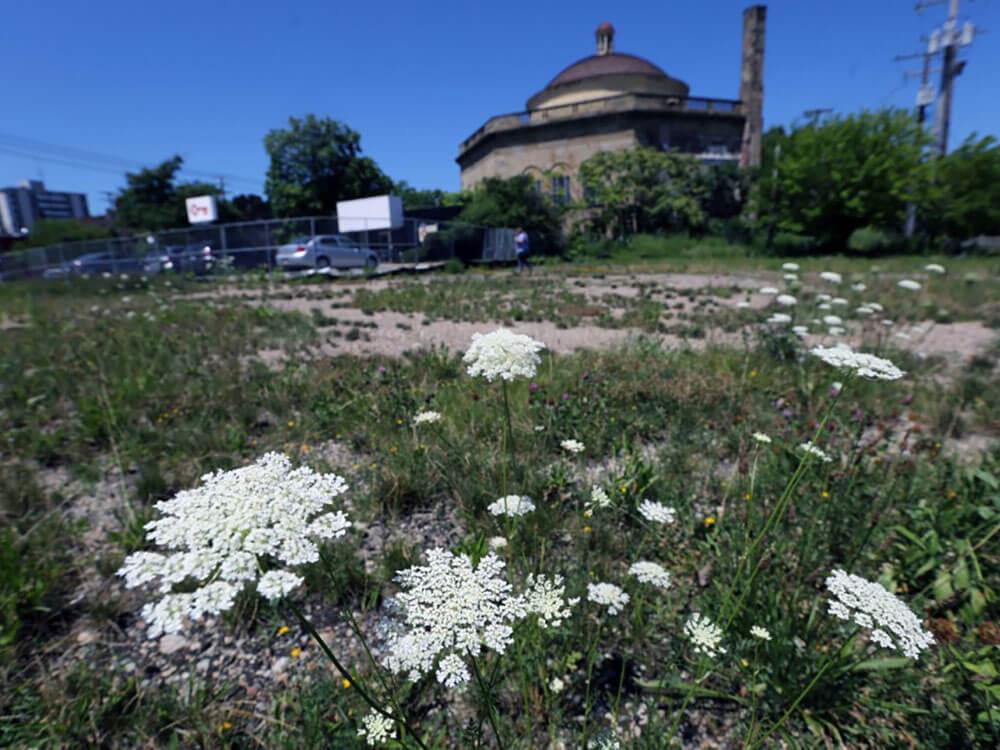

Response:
(457, 8), (766, 202)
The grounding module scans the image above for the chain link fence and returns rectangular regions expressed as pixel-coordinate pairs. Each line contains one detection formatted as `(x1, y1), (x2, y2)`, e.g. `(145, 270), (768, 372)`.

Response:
(0, 215), (515, 281)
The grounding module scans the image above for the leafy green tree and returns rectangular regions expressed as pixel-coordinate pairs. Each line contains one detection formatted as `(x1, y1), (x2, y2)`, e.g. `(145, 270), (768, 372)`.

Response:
(393, 181), (463, 210)
(230, 193), (272, 221)
(21, 219), (111, 248)
(457, 175), (563, 254)
(751, 109), (931, 251)
(922, 135), (1000, 241)
(578, 147), (709, 238)
(263, 115), (392, 217)
(112, 156), (225, 231)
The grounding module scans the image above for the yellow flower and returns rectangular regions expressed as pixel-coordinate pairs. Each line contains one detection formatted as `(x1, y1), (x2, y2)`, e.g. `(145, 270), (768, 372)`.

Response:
(820, 490), (830, 499)
(300, 444), (310, 454)
(389, 446), (398, 454)
(749, 369), (758, 378)
(583, 525), (593, 534)
(743, 492), (752, 501)
(740, 659), (749, 668)
(277, 625), (290, 636)
(946, 489), (957, 500)
(287, 420), (295, 428)
(341, 678), (352, 689)
(583, 509), (593, 519)
(396, 419), (403, 425)
(290, 647), (302, 658)
(704, 516), (716, 527)
(220, 721), (233, 732)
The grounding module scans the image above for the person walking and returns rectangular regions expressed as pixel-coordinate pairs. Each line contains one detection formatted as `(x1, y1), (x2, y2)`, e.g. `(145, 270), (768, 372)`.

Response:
(514, 227), (532, 274)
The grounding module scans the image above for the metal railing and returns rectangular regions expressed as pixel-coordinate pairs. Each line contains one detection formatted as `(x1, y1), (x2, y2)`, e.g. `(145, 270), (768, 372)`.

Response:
(0, 215), (512, 281)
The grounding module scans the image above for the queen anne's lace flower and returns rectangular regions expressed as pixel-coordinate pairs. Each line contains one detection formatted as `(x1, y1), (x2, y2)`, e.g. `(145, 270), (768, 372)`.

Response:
(820, 271), (843, 284)
(822, 315), (843, 326)
(384, 549), (526, 687)
(898, 279), (922, 291)
(488, 495), (535, 517)
(628, 561), (672, 590)
(525, 573), (578, 628)
(638, 499), (676, 524)
(588, 582), (629, 615)
(118, 453), (351, 638)
(782, 262), (800, 272)
(588, 485), (612, 511)
(750, 625), (772, 641)
(759, 286), (780, 295)
(799, 441), (834, 463)
(488, 536), (508, 551)
(924, 263), (945, 274)
(776, 294), (797, 306)
(810, 343), (905, 381)
(463, 328), (545, 382)
(851, 282), (867, 292)
(767, 312), (792, 325)
(413, 410), (442, 425)
(832, 297), (848, 307)
(752, 432), (772, 444)
(561, 439), (585, 454)
(357, 709), (394, 746)
(824, 569), (934, 658)
(685, 613), (726, 657)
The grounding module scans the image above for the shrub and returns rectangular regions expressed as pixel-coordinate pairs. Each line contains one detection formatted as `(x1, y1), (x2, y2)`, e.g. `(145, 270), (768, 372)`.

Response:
(848, 226), (901, 254)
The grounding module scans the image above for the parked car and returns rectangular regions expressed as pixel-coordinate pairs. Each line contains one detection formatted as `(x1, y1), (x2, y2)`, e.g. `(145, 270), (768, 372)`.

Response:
(162, 244), (216, 275)
(275, 235), (378, 271)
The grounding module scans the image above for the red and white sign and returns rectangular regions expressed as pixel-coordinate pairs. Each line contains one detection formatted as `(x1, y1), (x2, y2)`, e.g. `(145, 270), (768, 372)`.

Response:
(185, 195), (218, 224)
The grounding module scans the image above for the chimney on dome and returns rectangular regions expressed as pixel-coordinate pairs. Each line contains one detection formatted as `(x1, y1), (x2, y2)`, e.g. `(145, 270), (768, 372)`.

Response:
(596, 22), (614, 55)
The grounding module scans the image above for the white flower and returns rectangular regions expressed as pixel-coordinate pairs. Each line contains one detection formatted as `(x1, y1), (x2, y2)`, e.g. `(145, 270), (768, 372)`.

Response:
(752, 432), (772, 444)
(895, 331), (911, 340)
(881, 319), (894, 327)
(549, 676), (565, 693)
(685, 613), (726, 657)
(898, 279), (921, 291)
(638, 499), (676, 525)
(810, 343), (905, 381)
(799, 441), (833, 463)
(816, 294), (832, 303)
(463, 328), (545, 382)
(628, 561), (672, 590)
(488, 536), (508, 551)
(587, 582), (629, 615)
(561, 439), (585, 454)
(851, 282), (867, 292)
(737, 301), (751, 309)
(775, 294), (797, 306)
(488, 495), (535, 517)
(831, 297), (848, 307)
(783, 273), (799, 282)
(924, 263), (945, 274)
(413, 410), (442, 425)
(525, 574), (578, 628)
(828, 326), (846, 336)
(358, 709), (395, 746)
(782, 262), (800, 272)
(831, 381), (843, 397)
(384, 549), (527, 687)
(588, 485), (612, 511)
(750, 625), (772, 641)
(867, 302), (884, 312)
(825, 569), (934, 659)
(856, 306), (873, 316)
(822, 315), (843, 326)
(759, 286), (780, 295)
(767, 313), (792, 325)
(118, 453), (351, 638)
(818, 303), (832, 311)
(593, 734), (622, 750)
(820, 271), (843, 284)
(792, 325), (809, 337)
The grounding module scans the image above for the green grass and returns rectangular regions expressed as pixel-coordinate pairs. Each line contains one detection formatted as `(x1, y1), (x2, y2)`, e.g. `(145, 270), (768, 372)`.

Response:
(0, 270), (997, 747)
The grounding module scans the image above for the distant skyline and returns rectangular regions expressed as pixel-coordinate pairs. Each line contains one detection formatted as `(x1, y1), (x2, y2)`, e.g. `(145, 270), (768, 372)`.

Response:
(3, 0), (998, 214)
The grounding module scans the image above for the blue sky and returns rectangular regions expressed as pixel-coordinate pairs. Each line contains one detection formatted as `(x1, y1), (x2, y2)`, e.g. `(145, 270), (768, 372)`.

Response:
(2, 0), (997, 214)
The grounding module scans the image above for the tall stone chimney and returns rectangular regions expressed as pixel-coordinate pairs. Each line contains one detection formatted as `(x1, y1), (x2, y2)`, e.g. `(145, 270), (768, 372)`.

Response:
(739, 5), (766, 169)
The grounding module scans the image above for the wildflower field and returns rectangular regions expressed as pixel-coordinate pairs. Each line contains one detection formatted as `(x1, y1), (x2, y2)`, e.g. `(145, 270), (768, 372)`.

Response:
(1, 258), (999, 748)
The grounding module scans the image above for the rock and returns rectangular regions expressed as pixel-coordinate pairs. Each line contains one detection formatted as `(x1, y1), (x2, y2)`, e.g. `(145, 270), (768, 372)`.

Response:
(158, 634), (188, 655)
(272, 657), (290, 676)
(196, 658), (211, 673)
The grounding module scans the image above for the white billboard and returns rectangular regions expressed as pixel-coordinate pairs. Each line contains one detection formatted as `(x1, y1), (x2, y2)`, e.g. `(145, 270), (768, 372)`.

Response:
(185, 195), (218, 224)
(336, 194), (403, 233)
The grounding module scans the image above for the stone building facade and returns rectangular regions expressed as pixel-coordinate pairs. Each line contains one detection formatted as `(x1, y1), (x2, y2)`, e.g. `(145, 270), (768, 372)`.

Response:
(457, 9), (766, 202)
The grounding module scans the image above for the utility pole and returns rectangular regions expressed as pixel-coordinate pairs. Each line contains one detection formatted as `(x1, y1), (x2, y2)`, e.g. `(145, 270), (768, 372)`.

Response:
(894, 50), (935, 238)
(917, 0), (975, 156)
(803, 108), (832, 125)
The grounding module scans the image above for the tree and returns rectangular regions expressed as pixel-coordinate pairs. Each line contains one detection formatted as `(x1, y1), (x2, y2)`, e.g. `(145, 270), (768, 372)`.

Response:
(263, 115), (393, 217)
(112, 156), (225, 231)
(230, 193), (272, 221)
(393, 181), (464, 210)
(922, 135), (1000, 241)
(750, 109), (931, 251)
(457, 175), (563, 254)
(578, 147), (709, 238)
(21, 218), (111, 248)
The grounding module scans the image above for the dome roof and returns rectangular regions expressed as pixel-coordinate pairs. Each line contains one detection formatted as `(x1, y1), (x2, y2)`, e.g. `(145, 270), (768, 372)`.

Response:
(545, 52), (670, 89)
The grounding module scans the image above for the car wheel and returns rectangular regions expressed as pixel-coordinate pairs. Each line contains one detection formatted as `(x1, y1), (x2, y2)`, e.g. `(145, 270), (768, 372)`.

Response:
(316, 256), (330, 269)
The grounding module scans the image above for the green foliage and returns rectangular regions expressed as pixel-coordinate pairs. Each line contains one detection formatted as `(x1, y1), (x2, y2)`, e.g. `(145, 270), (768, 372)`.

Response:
(21, 219), (111, 248)
(922, 135), (1000, 241)
(393, 180), (463, 210)
(847, 225), (901, 255)
(753, 109), (931, 251)
(578, 147), (711, 237)
(264, 114), (393, 218)
(457, 175), (564, 255)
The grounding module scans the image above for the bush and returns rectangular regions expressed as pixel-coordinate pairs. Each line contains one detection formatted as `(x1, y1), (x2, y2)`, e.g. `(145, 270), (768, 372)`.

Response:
(771, 231), (816, 255)
(848, 226), (901, 254)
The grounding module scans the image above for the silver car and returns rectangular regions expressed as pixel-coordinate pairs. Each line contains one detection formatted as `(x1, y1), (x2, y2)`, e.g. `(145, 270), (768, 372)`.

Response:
(275, 235), (378, 271)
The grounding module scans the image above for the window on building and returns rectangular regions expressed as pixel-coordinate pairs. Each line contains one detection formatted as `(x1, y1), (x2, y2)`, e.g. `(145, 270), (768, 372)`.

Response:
(550, 175), (571, 205)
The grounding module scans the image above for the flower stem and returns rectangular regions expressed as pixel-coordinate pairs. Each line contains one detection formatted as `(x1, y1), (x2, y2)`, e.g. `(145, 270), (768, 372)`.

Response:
(471, 655), (505, 748)
(501, 380), (517, 480)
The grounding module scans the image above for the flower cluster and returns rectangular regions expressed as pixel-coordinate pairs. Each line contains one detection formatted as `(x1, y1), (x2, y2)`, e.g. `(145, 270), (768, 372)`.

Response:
(413, 410), (442, 426)
(384, 549), (526, 687)
(750, 625), (772, 641)
(775, 294), (797, 306)
(628, 561), (672, 590)
(463, 328), (545, 382)
(924, 263), (945, 274)
(588, 485), (612, 511)
(752, 432), (772, 445)
(117, 453), (351, 638)
(820, 271), (843, 284)
(488, 495), (535, 517)
(825, 569), (934, 659)
(525, 573), (578, 628)
(810, 344), (905, 381)
(587, 582), (629, 615)
(898, 279), (922, 291)
(358, 710), (394, 746)
(685, 613), (726, 657)
(638, 499), (676, 525)
(560, 438), (585, 454)
(799, 441), (834, 463)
